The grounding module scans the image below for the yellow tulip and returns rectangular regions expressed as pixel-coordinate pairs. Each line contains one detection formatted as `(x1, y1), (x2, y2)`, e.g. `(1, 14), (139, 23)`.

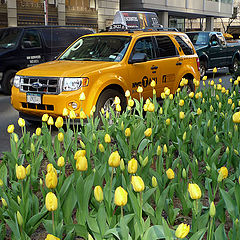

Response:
(55, 116), (63, 128)
(202, 76), (207, 81)
(45, 234), (60, 240)
(131, 176), (145, 192)
(150, 80), (156, 88)
(179, 111), (185, 120)
(183, 131), (187, 141)
(114, 186), (128, 206)
(218, 166), (228, 179)
(79, 92), (86, 101)
(159, 107), (163, 114)
(69, 110), (76, 119)
(188, 183), (202, 199)
(47, 163), (56, 174)
(76, 156), (88, 171)
(94, 186), (103, 203)
(98, 143), (105, 153)
(114, 96), (121, 105)
(233, 111), (240, 123)
(58, 132), (64, 142)
(74, 150), (86, 160)
(189, 92), (194, 98)
(169, 94), (173, 100)
(213, 67), (217, 73)
(157, 146), (161, 156)
(163, 144), (167, 154)
(47, 116), (54, 126)
(165, 88), (170, 96)
(18, 118), (25, 128)
(45, 192), (58, 211)
(104, 134), (111, 143)
(0, 179), (3, 187)
(144, 128), (152, 137)
(166, 168), (175, 180)
(128, 158), (138, 174)
(17, 195), (21, 204)
(62, 108), (68, 117)
(209, 201), (216, 218)
(45, 171), (58, 189)
(125, 90), (130, 98)
(197, 108), (202, 115)
(1, 197), (7, 207)
(16, 165), (26, 180)
(179, 99), (184, 107)
(128, 99), (134, 107)
(120, 159), (125, 171)
(137, 86), (143, 93)
(108, 151), (121, 167)
(57, 156), (65, 167)
(116, 104), (121, 112)
(26, 165), (31, 176)
(80, 111), (87, 119)
(147, 102), (155, 112)
(166, 118), (170, 126)
(152, 176), (158, 187)
(161, 92), (166, 99)
(7, 124), (14, 133)
(125, 128), (131, 137)
(175, 223), (190, 239)
(36, 127), (41, 136)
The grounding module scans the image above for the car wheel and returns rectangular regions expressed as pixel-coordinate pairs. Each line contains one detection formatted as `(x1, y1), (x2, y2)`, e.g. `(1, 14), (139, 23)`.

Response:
(95, 89), (126, 124)
(199, 61), (207, 79)
(181, 78), (195, 94)
(2, 70), (17, 95)
(229, 57), (239, 74)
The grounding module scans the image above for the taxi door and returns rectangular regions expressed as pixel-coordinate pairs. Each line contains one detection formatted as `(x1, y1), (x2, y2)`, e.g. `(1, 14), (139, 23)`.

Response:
(152, 35), (182, 94)
(127, 37), (160, 100)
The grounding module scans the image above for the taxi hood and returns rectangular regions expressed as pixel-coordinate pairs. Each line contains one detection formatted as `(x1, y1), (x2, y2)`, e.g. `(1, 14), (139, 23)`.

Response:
(17, 60), (119, 77)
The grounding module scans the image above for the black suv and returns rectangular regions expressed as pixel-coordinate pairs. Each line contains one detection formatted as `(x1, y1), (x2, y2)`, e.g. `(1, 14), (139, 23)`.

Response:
(0, 26), (94, 94)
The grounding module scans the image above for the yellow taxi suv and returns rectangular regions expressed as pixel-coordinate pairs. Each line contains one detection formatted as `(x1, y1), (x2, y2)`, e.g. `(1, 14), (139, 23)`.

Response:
(11, 11), (200, 123)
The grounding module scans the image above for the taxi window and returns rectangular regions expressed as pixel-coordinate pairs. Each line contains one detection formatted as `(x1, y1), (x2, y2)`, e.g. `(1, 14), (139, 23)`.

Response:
(22, 30), (41, 49)
(131, 37), (155, 61)
(155, 36), (177, 58)
(175, 35), (194, 55)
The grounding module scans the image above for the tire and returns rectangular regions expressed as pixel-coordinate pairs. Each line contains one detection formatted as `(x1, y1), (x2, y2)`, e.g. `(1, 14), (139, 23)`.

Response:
(199, 61), (207, 79)
(180, 77), (195, 94)
(2, 70), (17, 95)
(95, 88), (126, 124)
(229, 57), (239, 74)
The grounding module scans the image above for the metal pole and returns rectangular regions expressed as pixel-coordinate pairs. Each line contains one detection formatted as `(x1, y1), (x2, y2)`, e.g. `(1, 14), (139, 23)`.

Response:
(44, 0), (48, 25)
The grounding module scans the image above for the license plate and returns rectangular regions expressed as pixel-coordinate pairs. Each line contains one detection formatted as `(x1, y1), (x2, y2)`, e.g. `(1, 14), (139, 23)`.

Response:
(27, 93), (41, 104)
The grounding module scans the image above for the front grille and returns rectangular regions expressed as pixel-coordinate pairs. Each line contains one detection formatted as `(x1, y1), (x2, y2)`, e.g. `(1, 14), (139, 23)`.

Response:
(20, 76), (60, 94)
(22, 102), (54, 111)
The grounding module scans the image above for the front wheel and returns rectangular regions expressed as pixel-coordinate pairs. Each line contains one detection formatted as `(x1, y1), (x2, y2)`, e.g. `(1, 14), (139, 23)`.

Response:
(95, 89), (126, 124)
(229, 57), (239, 74)
(2, 70), (17, 95)
(199, 61), (207, 79)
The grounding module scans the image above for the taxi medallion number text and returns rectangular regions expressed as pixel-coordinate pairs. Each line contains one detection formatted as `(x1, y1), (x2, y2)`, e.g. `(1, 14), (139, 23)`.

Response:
(27, 93), (41, 104)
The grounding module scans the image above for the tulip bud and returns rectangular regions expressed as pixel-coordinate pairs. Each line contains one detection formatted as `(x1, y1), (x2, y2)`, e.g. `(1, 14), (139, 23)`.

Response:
(98, 143), (105, 153)
(35, 127), (41, 136)
(183, 131), (187, 141)
(131, 176), (145, 192)
(7, 124), (14, 134)
(69, 110), (76, 119)
(206, 165), (211, 172)
(125, 128), (131, 137)
(226, 146), (229, 154)
(209, 202), (216, 218)
(47, 116), (54, 126)
(215, 135), (219, 143)
(57, 156), (65, 167)
(218, 166), (228, 180)
(40, 178), (43, 186)
(80, 140), (85, 149)
(179, 111), (185, 120)
(166, 168), (175, 180)
(188, 183), (202, 199)
(116, 104), (121, 112)
(152, 176), (158, 187)
(46, 234), (60, 240)
(179, 99), (184, 107)
(189, 124), (192, 130)
(17, 211), (23, 226)
(235, 124), (238, 132)
(166, 118), (170, 126)
(218, 172), (223, 183)
(163, 144), (167, 154)
(92, 133), (96, 141)
(62, 108), (68, 117)
(125, 90), (130, 98)
(26, 165), (31, 176)
(108, 151), (121, 168)
(0, 179), (3, 187)
(121, 121), (124, 131)
(213, 126), (217, 133)
(120, 159), (125, 171)
(1, 197), (7, 207)
(128, 158), (138, 173)
(55, 116), (63, 128)
(157, 146), (161, 156)
(45, 171), (58, 189)
(182, 168), (187, 179)
(207, 120), (211, 128)
(106, 111), (109, 119)
(114, 186), (128, 206)
(17, 195), (21, 205)
(175, 223), (190, 239)
(18, 118), (25, 128)
(159, 107), (163, 115)
(79, 92), (86, 101)
(142, 156), (148, 167)
(144, 128), (152, 137)
(104, 134), (111, 143)
(207, 147), (211, 155)
(45, 192), (58, 211)
(228, 131), (232, 139)
(94, 186), (103, 203)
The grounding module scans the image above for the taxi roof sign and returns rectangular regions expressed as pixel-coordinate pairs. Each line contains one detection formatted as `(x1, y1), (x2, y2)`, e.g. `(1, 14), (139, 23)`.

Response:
(112, 11), (162, 30)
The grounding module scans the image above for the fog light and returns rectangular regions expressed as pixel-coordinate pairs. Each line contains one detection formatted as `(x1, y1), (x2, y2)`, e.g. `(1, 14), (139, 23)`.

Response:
(68, 102), (78, 110)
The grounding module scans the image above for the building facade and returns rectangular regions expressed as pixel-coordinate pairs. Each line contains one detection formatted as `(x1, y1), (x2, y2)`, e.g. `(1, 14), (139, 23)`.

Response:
(0, 0), (234, 32)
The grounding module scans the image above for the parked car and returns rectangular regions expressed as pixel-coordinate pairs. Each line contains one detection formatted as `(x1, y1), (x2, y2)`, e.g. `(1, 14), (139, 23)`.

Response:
(11, 11), (200, 123)
(0, 26), (94, 94)
(186, 31), (240, 78)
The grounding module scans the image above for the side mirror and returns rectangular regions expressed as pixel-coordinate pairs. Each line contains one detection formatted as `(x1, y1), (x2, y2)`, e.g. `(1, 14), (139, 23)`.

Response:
(129, 53), (147, 64)
(210, 41), (218, 46)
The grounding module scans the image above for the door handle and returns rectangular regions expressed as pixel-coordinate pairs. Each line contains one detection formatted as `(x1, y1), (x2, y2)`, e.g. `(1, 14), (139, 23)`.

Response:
(151, 65), (158, 70)
(176, 62), (182, 65)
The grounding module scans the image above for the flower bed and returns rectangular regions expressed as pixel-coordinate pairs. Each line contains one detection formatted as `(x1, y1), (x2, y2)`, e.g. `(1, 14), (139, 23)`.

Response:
(1, 77), (240, 239)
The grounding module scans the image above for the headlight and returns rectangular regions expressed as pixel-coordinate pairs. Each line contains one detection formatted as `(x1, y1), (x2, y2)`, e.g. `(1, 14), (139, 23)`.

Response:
(13, 75), (21, 88)
(62, 77), (89, 91)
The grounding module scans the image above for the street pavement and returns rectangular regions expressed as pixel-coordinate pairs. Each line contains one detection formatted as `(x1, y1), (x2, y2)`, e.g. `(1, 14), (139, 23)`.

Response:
(0, 68), (234, 157)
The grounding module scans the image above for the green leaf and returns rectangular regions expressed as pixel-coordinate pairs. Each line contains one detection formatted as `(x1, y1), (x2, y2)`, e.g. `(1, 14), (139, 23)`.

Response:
(65, 224), (88, 239)
(189, 228), (207, 240)
(143, 225), (165, 240)
(162, 217), (173, 240)
(138, 139), (150, 153)
(220, 188), (236, 218)
(214, 223), (227, 240)
(97, 203), (107, 237)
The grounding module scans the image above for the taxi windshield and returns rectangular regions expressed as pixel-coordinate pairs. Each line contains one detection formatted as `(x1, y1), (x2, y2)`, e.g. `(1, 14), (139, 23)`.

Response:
(187, 32), (209, 46)
(59, 35), (131, 62)
(0, 28), (21, 49)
